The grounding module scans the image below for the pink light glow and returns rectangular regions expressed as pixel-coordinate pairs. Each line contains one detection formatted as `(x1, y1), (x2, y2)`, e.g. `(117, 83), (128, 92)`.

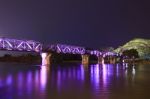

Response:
(102, 64), (107, 85)
(41, 53), (48, 66)
(40, 66), (47, 90)
(41, 53), (47, 58)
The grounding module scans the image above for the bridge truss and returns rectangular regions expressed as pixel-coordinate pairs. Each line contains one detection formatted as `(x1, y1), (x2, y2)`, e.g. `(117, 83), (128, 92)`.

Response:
(48, 44), (86, 54)
(0, 38), (42, 52)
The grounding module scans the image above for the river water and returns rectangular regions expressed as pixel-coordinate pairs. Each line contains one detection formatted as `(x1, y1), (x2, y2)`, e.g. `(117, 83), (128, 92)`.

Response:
(0, 62), (150, 99)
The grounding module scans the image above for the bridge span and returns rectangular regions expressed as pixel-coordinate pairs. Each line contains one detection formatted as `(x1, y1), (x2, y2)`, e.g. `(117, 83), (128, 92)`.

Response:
(0, 37), (42, 52)
(0, 37), (118, 65)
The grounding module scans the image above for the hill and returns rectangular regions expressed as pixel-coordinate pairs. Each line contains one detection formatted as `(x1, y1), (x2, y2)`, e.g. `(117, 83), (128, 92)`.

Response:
(115, 38), (150, 59)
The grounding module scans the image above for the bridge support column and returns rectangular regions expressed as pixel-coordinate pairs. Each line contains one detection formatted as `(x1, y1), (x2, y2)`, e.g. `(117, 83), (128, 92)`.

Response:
(97, 56), (103, 64)
(110, 57), (116, 64)
(113, 57), (116, 64)
(41, 52), (52, 66)
(102, 57), (105, 64)
(82, 54), (89, 65)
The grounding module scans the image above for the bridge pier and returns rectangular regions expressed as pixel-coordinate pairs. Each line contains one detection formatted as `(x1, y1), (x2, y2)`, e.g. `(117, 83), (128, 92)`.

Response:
(112, 57), (116, 64)
(109, 56), (116, 64)
(97, 56), (103, 64)
(41, 52), (52, 66)
(82, 54), (89, 65)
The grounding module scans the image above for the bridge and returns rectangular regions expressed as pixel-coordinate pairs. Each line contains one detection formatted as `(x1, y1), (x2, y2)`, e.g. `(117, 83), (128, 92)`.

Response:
(0, 37), (117, 65)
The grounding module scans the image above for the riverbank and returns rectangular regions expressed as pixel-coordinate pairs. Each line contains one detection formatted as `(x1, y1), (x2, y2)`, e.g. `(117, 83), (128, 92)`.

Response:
(123, 59), (150, 64)
(0, 54), (41, 64)
(0, 54), (150, 64)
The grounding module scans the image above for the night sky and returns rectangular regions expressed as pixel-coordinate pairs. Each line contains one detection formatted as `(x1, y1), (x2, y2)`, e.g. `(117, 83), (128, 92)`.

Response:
(0, 0), (150, 49)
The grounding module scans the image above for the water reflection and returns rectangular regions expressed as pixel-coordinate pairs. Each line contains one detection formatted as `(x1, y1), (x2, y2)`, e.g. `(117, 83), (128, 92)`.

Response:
(116, 64), (119, 76)
(6, 75), (12, 86)
(55, 64), (85, 92)
(0, 65), (50, 99)
(102, 63), (108, 86)
(132, 65), (136, 75)
(0, 62), (148, 99)
(40, 66), (48, 91)
(90, 64), (100, 89)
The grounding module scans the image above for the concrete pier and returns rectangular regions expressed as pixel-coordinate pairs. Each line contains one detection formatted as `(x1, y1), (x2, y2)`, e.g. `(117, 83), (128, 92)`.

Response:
(41, 52), (52, 66)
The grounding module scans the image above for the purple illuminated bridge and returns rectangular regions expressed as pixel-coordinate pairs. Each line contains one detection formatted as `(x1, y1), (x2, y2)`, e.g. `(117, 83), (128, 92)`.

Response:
(0, 37), (117, 65)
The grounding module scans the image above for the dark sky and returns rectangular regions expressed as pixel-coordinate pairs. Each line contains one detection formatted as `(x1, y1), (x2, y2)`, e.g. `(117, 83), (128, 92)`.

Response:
(0, 0), (150, 49)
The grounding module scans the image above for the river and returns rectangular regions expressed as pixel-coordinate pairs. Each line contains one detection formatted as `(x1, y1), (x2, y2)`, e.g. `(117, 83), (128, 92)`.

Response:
(0, 62), (149, 99)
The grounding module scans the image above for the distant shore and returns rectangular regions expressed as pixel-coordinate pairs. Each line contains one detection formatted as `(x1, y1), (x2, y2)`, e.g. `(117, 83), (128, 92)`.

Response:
(123, 59), (150, 64)
(0, 54), (41, 64)
(0, 54), (149, 64)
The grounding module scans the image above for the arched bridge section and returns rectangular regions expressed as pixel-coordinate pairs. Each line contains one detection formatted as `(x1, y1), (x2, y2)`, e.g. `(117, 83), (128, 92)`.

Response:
(47, 44), (86, 54)
(0, 37), (42, 52)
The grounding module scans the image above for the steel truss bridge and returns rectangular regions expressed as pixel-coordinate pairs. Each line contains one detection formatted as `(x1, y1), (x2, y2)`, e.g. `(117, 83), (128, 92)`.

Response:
(0, 37), (42, 52)
(0, 37), (116, 56)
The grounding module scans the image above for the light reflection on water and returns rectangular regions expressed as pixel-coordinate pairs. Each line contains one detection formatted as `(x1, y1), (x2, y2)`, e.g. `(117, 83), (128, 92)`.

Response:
(0, 62), (149, 99)
(40, 66), (47, 91)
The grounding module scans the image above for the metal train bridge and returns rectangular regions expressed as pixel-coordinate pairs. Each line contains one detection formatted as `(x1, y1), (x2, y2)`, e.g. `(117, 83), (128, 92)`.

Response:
(0, 37), (117, 65)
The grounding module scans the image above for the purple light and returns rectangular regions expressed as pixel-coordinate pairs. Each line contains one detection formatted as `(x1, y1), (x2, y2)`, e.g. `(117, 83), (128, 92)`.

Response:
(54, 44), (85, 54)
(40, 66), (47, 90)
(95, 64), (100, 84)
(90, 64), (100, 89)
(27, 72), (32, 83)
(103, 54), (106, 57)
(102, 64), (107, 84)
(57, 71), (61, 91)
(35, 70), (39, 88)
(102, 64), (114, 86)
(17, 72), (23, 95)
(0, 37), (42, 52)
(116, 64), (119, 77)
(18, 72), (23, 87)
(6, 75), (12, 85)
(27, 71), (32, 94)
(80, 65), (85, 81)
